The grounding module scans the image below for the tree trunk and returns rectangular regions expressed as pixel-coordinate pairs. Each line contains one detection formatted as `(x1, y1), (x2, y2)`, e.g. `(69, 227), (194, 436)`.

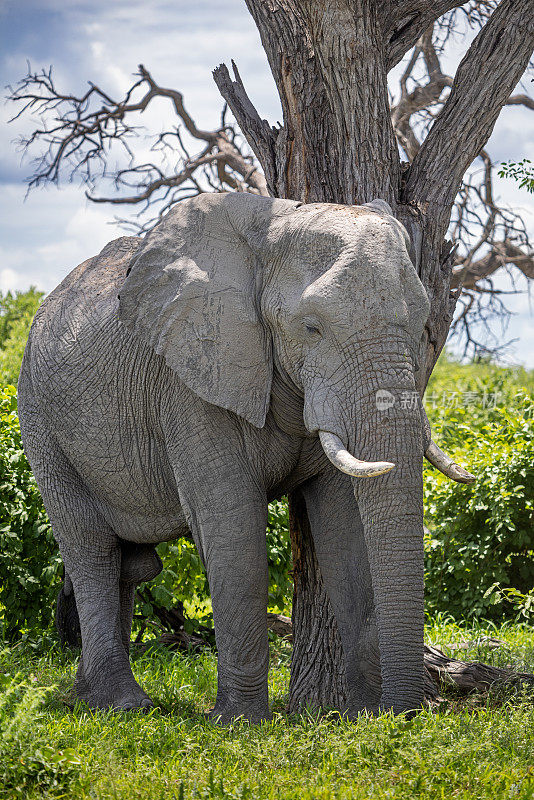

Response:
(287, 489), (346, 711)
(213, 0), (534, 712)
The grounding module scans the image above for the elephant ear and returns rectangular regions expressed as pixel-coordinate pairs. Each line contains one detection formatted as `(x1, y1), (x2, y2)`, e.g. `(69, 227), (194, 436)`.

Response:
(118, 193), (273, 427)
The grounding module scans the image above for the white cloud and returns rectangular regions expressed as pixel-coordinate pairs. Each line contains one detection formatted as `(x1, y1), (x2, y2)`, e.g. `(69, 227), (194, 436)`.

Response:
(0, 268), (19, 293)
(0, 183), (116, 293)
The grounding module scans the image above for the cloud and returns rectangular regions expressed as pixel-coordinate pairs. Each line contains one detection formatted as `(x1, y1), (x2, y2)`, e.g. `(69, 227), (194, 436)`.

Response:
(0, 183), (115, 293)
(0, 268), (19, 293)
(0, 0), (280, 299)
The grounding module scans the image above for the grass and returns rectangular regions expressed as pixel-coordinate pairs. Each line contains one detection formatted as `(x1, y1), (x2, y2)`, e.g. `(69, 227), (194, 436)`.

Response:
(1, 620), (534, 799)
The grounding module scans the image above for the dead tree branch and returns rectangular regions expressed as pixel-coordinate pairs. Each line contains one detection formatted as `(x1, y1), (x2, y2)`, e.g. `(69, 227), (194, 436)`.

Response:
(404, 0), (534, 233)
(7, 63), (268, 233)
(213, 60), (278, 195)
(390, 12), (534, 358)
(385, 0), (497, 68)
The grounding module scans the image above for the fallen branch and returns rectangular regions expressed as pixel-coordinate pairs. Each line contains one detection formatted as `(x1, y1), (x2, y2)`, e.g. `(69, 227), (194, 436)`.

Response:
(423, 643), (534, 701)
(265, 614), (534, 703)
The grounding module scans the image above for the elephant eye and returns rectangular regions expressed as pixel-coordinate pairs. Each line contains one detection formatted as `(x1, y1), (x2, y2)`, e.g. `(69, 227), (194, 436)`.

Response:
(304, 323), (322, 338)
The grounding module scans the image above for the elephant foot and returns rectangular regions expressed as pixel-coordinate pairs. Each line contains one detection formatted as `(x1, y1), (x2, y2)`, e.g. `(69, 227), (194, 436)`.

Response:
(206, 700), (272, 726)
(342, 701), (378, 721)
(74, 680), (154, 712)
(344, 702), (420, 720)
(74, 662), (153, 712)
(378, 702), (420, 719)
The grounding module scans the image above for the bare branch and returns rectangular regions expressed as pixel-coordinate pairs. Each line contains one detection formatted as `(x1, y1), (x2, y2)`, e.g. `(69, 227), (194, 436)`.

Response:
(135, 65), (214, 142)
(404, 0), (534, 232)
(213, 61), (277, 195)
(391, 28), (453, 160)
(7, 63), (268, 227)
(451, 240), (534, 289)
(506, 93), (534, 110)
(432, 1), (497, 49)
(389, 14), (533, 359)
(87, 152), (221, 205)
(386, 2), (498, 68)
(386, 1), (466, 69)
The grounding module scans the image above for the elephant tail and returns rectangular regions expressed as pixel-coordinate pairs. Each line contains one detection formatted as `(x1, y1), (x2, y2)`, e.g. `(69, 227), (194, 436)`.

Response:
(55, 571), (81, 648)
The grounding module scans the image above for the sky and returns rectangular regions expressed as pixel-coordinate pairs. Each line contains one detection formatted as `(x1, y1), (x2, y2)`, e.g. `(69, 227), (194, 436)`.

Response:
(1, 0), (533, 365)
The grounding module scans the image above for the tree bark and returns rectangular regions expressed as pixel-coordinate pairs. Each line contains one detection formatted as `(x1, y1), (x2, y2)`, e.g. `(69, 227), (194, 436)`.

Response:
(287, 490), (347, 711)
(215, 0), (534, 712)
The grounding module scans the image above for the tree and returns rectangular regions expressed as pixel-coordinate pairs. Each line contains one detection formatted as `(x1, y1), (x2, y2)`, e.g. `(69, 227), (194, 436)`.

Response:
(7, 1), (534, 712)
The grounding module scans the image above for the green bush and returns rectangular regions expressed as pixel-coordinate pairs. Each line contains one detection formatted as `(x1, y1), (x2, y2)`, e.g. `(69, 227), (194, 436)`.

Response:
(265, 499), (292, 613)
(425, 351), (534, 439)
(0, 387), (62, 640)
(0, 288), (43, 386)
(424, 353), (534, 621)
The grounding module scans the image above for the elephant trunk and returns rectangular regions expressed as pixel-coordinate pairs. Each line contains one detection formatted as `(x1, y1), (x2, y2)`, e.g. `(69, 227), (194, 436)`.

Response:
(310, 336), (425, 714)
(351, 366), (424, 714)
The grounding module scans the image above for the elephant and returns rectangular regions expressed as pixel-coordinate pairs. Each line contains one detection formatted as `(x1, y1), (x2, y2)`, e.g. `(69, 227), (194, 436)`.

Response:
(18, 192), (474, 722)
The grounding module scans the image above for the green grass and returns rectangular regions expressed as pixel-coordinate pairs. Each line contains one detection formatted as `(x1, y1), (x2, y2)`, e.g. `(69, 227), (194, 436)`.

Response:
(2, 621), (534, 799)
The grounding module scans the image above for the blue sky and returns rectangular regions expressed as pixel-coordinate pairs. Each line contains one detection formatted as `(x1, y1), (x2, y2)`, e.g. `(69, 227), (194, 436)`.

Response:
(1, 0), (533, 365)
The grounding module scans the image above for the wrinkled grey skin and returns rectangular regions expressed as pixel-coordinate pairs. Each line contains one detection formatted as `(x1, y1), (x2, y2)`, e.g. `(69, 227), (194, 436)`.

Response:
(18, 193), (430, 722)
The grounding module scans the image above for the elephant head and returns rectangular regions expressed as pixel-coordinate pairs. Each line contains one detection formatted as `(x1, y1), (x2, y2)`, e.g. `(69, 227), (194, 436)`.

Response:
(119, 192), (473, 713)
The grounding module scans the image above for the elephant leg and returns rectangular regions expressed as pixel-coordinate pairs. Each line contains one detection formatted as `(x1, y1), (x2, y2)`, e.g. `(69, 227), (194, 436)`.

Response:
(202, 501), (270, 724)
(56, 542), (161, 653)
(175, 481), (269, 723)
(62, 526), (152, 711)
(165, 404), (270, 724)
(301, 467), (381, 713)
(22, 421), (151, 711)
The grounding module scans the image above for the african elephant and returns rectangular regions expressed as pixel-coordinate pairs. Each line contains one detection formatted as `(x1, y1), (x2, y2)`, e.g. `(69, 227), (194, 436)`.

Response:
(18, 192), (473, 722)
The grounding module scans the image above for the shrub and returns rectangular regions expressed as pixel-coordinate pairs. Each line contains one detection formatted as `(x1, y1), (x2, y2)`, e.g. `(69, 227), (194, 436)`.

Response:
(265, 499), (292, 613)
(0, 387), (62, 640)
(0, 288), (43, 386)
(424, 382), (534, 621)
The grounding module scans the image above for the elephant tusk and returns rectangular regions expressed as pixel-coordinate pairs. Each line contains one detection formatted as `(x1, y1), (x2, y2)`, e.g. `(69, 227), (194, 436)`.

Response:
(424, 440), (475, 484)
(319, 431), (395, 478)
